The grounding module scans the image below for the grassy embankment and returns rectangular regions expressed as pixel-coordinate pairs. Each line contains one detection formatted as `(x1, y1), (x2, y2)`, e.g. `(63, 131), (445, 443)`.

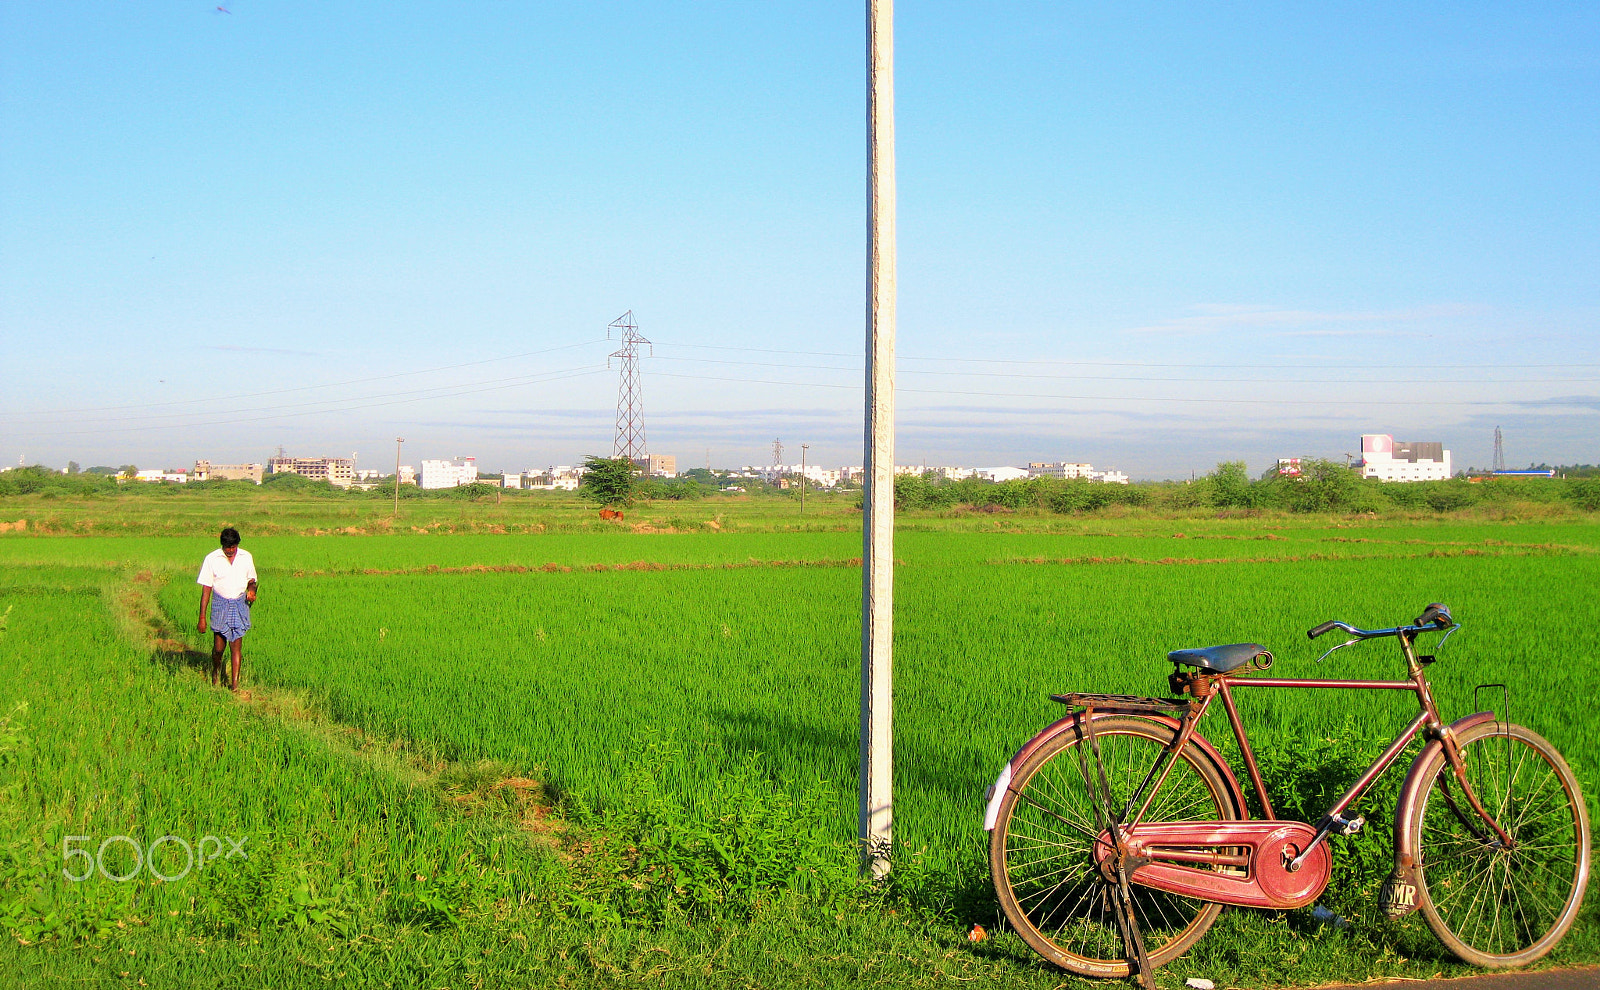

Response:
(0, 493), (1596, 987)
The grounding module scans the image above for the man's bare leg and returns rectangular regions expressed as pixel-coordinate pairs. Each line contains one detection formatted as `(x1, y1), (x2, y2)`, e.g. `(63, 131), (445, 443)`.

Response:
(229, 639), (243, 693)
(212, 632), (227, 687)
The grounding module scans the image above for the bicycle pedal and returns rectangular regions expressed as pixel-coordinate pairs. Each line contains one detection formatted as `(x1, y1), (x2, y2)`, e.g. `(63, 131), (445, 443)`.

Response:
(1333, 814), (1365, 836)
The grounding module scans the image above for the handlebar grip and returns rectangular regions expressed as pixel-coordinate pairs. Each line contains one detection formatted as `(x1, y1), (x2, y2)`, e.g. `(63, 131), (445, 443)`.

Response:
(1307, 621), (1341, 640)
(1415, 602), (1453, 628)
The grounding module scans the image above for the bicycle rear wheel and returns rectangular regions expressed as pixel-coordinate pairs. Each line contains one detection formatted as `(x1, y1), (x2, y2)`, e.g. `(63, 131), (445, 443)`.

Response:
(1410, 720), (1590, 968)
(988, 715), (1240, 977)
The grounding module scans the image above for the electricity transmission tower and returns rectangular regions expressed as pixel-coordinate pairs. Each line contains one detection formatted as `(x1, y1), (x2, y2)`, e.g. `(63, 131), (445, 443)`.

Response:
(608, 311), (651, 460)
(1493, 426), (1505, 473)
(771, 438), (784, 472)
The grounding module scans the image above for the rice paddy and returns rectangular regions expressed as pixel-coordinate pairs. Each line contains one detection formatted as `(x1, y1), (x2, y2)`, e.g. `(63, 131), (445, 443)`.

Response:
(1, 494), (1597, 987)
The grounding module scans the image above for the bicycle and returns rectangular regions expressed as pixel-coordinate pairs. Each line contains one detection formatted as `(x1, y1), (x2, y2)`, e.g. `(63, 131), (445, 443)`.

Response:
(984, 603), (1591, 987)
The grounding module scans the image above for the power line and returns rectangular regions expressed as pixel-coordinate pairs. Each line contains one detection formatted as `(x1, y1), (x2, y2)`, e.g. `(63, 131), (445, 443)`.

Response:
(652, 339), (1600, 371)
(4, 339), (607, 418)
(646, 353), (1600, 386)
(649, 370), (1594, 407)
(10, 363), (608, 426)
(6, 368), (609, 439)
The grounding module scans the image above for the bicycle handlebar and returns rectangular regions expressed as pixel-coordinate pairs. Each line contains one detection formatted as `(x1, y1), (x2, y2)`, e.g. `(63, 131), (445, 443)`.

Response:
(1306, 603), (1454, 641)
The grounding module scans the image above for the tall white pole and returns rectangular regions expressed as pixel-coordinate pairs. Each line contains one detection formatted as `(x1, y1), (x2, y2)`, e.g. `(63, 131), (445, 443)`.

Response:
(800, 443), (809, 516)
(861, 0), (896, 878)
(393, 437), (405, 518)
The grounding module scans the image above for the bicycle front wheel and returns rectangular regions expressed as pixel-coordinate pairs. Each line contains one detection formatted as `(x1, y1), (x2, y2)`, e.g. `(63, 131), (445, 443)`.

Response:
(1411, 720), (1591, 968)
(989, 715), (1240, 977)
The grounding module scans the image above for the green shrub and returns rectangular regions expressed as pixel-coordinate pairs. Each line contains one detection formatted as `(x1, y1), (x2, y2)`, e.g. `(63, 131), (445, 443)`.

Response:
(567, 736), (860, 922)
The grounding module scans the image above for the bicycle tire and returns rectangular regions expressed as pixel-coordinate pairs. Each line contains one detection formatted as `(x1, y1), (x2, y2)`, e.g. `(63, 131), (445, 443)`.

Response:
(989, 715), (1241, 977)
(1410, 720), (1591, 968)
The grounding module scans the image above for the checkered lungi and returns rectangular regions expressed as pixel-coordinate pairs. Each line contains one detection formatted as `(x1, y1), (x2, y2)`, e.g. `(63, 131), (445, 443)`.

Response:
(210, 593), (251, 643)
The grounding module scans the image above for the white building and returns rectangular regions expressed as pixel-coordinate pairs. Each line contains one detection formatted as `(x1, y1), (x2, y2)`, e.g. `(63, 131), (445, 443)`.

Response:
(1028, 462), (1094, 480)
(420, 457), (478, 490)
(978, 466), (1031, 483)
(133, 469), (188, 484)
(1356, 435), (1452, 482)
(523, 466), (582, 491)
(501, 473), (522, 490)
(743, 464), (850, 487)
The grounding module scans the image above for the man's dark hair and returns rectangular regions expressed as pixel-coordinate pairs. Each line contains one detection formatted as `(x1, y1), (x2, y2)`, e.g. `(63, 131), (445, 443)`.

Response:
(219, 527), (241, 548)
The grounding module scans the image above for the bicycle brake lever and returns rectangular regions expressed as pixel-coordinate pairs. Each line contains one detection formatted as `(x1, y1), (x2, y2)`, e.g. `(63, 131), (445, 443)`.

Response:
(1434, 623), (1460, 654)
(1315, 637), (1361, 664)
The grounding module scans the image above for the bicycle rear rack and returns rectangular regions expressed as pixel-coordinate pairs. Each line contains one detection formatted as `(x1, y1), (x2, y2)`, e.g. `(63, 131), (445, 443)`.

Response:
(1051, 692), (1192, 714)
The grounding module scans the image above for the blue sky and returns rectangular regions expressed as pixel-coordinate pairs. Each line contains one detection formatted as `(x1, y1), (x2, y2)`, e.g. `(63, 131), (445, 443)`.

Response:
(2, 2), (1596, 478)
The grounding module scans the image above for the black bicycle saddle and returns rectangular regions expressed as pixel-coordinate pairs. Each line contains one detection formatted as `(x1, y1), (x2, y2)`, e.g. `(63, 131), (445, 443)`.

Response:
(1167, 643), (1267, 673)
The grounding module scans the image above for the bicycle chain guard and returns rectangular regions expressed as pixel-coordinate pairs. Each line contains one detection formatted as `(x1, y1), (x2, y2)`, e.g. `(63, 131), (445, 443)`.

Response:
(1092, 820), (1332, 910)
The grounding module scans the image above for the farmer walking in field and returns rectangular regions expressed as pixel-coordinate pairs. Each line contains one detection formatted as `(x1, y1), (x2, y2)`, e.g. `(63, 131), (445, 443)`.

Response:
(197, 526), (257, 692)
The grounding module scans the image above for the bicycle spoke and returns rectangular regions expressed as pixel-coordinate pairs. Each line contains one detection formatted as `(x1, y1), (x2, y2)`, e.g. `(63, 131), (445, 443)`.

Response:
(1417, 724), (1588, 966)
(994, 718), (1232, 975)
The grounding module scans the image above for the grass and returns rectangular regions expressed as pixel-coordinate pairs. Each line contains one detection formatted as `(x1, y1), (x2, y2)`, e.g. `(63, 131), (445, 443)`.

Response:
(0, 494), (1596, 987)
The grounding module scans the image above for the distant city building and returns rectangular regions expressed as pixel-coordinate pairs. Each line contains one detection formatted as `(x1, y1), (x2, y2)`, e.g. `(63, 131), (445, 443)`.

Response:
(740, 464), (860, 487)
(501, 472), (522, 489)
(1356, 435), (1452, 482)
(419, 457), (478, 490)
(978, 466), (1030, 483)
(632, 454), (677, 477)
(1277, 458), (1302, 478)
(1024, 461), (1128, 484)
(523, 465), (583, 491)
(1028, 461), (1094, 480)
(268, 456), (355, 488)
(193, 460), (263, 484)
(133, 468), (188, 483)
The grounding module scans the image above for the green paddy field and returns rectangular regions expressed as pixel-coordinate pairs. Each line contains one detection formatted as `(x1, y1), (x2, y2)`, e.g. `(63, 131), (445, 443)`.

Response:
(0, 492), (1595, 988)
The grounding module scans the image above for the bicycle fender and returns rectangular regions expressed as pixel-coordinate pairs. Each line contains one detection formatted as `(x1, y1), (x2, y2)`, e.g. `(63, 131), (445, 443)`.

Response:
(1383, 710), (1499, 918)
(983, 711), (1244, 831)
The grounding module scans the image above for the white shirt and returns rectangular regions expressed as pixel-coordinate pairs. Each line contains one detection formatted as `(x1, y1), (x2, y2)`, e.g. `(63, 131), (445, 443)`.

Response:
(197, 548), (258, 600)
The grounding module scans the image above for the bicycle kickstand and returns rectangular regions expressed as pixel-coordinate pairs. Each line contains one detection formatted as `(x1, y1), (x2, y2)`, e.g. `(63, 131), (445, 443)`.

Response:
(1079, 706), (1158, 990)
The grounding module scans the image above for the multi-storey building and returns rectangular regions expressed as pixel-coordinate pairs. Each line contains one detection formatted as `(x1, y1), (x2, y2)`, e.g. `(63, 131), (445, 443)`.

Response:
(1356, 435), (1452, 482)
(267, 456), (355, 488)
(193, 460), (264, 484)
(1028, 461), (1094, 480)
(631, 454), (677, 477)
(419, 457), (478, 490)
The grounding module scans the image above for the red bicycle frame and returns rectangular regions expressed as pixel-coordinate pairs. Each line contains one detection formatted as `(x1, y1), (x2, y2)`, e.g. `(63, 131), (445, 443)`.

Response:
(1073, 620), (1512, 915)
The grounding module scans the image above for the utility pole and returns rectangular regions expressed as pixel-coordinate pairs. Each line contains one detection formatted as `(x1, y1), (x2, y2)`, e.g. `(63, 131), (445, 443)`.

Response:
(801, 443), (810, 516)
(861, 0), (896, 880)
(392, 438), (404, 517)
